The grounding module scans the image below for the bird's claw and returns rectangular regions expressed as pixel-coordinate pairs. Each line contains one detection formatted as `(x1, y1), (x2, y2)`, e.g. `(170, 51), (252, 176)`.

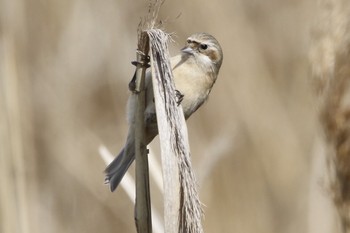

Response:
(175, 90), (184, 106)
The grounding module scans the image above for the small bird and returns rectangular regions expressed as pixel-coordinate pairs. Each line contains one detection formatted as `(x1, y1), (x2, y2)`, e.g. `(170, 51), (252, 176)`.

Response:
(105, 32), (223, 192)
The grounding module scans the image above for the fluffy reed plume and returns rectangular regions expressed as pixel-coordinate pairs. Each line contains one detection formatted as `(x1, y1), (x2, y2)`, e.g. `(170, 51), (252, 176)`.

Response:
(310, 0), (350, 231)
(324, 54), (350, 232)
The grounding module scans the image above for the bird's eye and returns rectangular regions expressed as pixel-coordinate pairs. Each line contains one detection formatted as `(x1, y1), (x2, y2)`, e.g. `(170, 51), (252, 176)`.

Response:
(200, 44), (208, 50)
(187, 39), (192, 44)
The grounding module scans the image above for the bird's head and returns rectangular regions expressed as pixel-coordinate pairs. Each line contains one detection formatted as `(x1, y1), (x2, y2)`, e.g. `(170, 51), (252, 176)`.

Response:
(181, 32), (223, 75)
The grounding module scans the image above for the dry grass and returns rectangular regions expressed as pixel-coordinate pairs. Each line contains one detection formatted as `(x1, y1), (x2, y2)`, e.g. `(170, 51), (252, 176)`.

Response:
(2, 0), (350, 232)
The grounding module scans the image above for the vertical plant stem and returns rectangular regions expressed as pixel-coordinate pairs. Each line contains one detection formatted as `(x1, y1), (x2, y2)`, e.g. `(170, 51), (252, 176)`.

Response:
(134, 32), (152, 233)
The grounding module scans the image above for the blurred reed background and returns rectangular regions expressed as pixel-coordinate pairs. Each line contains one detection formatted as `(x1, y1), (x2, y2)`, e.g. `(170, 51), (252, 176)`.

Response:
(1, 0), (350, 232)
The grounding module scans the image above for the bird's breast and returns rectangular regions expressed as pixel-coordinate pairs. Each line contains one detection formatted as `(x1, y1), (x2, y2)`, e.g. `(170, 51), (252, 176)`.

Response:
(171, 56), (214, 118)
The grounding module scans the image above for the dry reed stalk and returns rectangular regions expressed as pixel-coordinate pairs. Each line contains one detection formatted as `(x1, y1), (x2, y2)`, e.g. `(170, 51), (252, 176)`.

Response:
(132, 2), (165, 232)
(148, 28), (203, 233)
(134, 35), (152, 233)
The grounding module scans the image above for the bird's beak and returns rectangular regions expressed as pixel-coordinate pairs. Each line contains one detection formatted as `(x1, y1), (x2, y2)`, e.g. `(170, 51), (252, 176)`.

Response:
(181, 46), (194, 54)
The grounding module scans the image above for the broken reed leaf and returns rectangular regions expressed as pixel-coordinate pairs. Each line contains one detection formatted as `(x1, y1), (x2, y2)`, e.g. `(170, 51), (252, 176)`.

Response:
(147, 29), (203, 233)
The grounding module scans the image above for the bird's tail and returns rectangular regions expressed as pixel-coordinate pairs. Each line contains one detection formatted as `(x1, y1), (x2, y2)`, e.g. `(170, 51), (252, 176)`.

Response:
(104, 138), (135, 192)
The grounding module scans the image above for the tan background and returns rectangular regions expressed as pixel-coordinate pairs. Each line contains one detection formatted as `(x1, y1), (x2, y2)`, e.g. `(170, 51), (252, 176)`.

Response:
(1, 0), (347, 232)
